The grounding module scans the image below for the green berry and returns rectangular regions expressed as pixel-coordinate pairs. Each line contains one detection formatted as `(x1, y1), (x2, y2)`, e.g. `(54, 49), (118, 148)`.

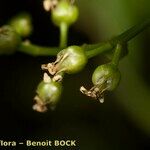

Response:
(57, 45), (87, 74)
(9, 13), (33, 37)
(33, 80), (62, 112)
(51, 1), (79, 26)
(92, 63), (121, 91)
(0, 25), (21, 54)
(37, 81), (62, 103)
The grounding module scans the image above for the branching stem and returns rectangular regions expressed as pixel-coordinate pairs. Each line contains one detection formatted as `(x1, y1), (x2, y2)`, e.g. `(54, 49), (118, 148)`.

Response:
(0, 19), (149, 58)
(18, 42), (61, 56)
(86, 19), (150, 59)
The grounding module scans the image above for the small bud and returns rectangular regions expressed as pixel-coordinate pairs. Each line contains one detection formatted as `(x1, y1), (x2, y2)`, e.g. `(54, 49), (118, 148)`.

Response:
(51, 0), (79, 26)
(9, 13), (33, 37)
(42, 46), (87, 81)
(0, 26), (21, 54)
(80, 63), (121, 103)
(33, 79), (62, 112)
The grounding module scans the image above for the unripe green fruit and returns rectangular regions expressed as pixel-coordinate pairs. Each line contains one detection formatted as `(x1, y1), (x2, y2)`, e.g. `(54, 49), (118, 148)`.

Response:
(36, 80), (62, 109)
(0, 25), (21, 54)
(9, 13), (32, 37)
(92, 64), (121, 91)
(51, 1), (79, 26)
(58, 46), (87, 74)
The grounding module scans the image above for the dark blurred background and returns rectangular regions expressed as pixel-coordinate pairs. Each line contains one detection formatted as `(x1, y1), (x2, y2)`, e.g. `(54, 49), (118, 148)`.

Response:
(0, 0), (150, 150)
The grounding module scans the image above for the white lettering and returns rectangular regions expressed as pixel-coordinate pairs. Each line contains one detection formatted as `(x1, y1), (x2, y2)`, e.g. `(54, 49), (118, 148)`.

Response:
(0, 140), (16, 146)
(54, 140), (76, 146)
(26, 140), (52, 146)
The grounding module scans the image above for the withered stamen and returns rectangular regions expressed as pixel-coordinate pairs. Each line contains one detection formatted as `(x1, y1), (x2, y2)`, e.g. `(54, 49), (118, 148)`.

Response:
(41, 52), (69, 76)
(80, 78), (110, 103)
(33, 96), (48, 112)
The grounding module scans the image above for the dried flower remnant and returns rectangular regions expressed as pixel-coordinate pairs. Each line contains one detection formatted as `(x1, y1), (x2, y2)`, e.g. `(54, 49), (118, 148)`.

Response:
(43, 0), (58, 11)
(80, 85), (105, 103)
